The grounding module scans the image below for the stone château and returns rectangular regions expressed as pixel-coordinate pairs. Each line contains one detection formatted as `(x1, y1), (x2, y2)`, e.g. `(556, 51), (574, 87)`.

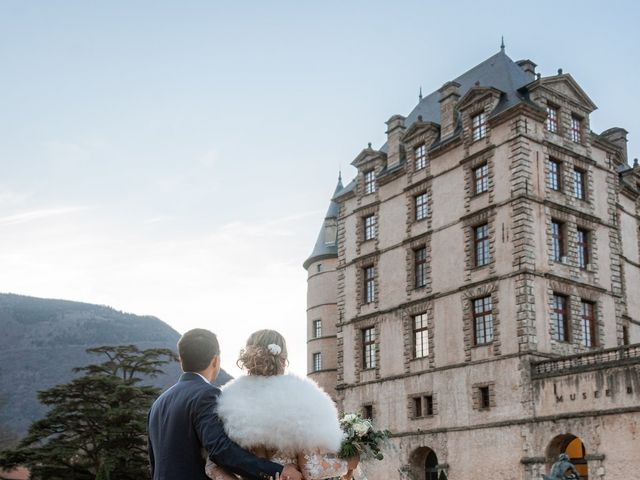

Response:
(304, 47), (640, 480)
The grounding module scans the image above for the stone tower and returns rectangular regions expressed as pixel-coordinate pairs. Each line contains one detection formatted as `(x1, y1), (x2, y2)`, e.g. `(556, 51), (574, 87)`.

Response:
(303, 175), (343, 398)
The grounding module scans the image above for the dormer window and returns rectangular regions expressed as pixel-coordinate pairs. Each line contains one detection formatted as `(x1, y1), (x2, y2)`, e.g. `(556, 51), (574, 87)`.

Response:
(546, 105), (559, 133)
(364, 170), (376, 194)
(570, 115), (583, 143)
(414, 144), (427, 170)
(471, 112), (487, 141)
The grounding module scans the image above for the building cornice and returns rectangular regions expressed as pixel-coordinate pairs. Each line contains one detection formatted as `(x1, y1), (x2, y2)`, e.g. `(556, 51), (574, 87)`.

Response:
(387, 406), (640, 439)
(306, 335), (338, 344)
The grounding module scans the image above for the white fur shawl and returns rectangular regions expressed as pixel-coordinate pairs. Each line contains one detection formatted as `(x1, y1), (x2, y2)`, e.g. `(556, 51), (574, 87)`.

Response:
(216, 374), (342, 454)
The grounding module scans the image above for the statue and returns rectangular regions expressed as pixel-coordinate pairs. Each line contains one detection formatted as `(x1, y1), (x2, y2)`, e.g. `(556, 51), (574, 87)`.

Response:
(542, 453), (580, 480)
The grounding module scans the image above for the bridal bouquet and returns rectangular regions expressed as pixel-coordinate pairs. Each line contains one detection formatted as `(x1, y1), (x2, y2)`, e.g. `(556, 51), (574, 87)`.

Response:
(337, 413), (390, 461)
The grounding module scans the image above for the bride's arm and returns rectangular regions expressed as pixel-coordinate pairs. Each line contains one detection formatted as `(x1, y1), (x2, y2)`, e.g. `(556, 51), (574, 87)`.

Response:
(205, 457), (241, 480)
(297, 451), (357, 480)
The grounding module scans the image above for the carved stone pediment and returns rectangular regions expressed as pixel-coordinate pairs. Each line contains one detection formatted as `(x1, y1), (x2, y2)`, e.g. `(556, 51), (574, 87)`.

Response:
(456, 85), (503, 113)
(351, 147), (386, 169)
(530, 74), (597, 112)
(402, 120), (440, 146)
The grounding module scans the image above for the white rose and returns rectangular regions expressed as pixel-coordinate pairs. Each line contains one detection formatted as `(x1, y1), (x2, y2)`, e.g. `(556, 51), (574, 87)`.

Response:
(343, 413), (357, 423)
(353, 422), (369, 437)
(267, 344), (282, 355)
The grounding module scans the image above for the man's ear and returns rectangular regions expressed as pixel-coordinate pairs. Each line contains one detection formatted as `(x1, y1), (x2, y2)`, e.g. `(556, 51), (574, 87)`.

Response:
(210, 355), (220, 370)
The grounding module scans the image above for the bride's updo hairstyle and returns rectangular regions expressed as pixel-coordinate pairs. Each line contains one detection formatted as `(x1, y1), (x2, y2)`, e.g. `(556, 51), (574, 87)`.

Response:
(237, 329), (288, 376)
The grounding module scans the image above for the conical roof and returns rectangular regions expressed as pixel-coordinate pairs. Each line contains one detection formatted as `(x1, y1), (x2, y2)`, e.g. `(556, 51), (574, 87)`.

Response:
(303, 175), (342, 270)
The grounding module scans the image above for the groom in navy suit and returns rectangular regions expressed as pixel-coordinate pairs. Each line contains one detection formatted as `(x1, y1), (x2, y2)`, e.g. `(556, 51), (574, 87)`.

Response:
(148, 328), (303, 480)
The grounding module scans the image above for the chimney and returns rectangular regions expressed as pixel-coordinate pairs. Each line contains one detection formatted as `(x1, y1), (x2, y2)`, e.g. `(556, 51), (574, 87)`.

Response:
(600, 127), (629, 165)
(385, 114), (406, 168)
(438, 81), (461, 139)
(516, 59), (537, 82)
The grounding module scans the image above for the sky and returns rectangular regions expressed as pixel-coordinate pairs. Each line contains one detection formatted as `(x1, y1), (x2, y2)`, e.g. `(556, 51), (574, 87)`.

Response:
(1, 0), (639, 377)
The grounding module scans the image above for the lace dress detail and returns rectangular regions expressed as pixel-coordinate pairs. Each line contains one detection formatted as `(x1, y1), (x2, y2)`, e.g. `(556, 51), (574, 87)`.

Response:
(205, 452), (348, 480)
(297, 452), (348, 479)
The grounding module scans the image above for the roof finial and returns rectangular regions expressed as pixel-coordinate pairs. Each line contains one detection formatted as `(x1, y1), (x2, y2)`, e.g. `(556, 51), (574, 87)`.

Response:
(500, 36), (505, 51)
(368, 142), (372, 149)
(338, 169), (342, 183)
(419, 85), (423, 101)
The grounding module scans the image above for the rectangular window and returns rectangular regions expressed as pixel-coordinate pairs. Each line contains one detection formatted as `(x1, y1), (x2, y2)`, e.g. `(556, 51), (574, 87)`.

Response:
(415, 193), (428, 221)
(415, 144), (427, 170)
(551, 220), (565, 262)
(473, 163), (489, 195)
(414, 247), (427, 289)
(552, 294), (570, 342)
(363, 404), (373, 419)
(413, 313), (429, 358)
(573, 168), (586, 200)
(548, 159), (562, 191)
(473, 296), (494, 345)
(479, 386), (491, 409)
(623, 325), (630, 345)
(546, 105), (559, 133)
(474, 223), (490, 267)
(312, 352), (322, 372)
(362, 327), (376, 369)
(313, 319), (322, 338)
(424, 395), (434, 416)
(363, 266), (375, 304)
(363, 215), (376, 241)
(580, 301), (596, 347)
(364, 170), (376, 194)
(413, 397), (422, 418)
(570, 115), (583, 143)
(472, 112), (487, 141)
(413, 395), (433, 417)
(576, 228), (589, 269)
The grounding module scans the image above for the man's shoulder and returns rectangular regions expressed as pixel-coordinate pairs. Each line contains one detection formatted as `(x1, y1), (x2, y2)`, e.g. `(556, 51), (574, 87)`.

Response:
(157, 376), (221, 401)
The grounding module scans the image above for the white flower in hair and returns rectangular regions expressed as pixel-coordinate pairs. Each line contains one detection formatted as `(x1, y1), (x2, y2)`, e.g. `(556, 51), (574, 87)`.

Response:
(267, 343), (282, 355)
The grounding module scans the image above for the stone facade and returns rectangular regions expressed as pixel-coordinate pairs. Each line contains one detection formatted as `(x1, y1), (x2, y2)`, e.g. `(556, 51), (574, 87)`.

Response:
(304, 49), (640, 480)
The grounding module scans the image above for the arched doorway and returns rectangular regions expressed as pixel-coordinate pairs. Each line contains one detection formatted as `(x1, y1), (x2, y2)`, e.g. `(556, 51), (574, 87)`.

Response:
(408, 447), (446, 480)
(546, 434), (588, 479)
(425, 449), (438, 480)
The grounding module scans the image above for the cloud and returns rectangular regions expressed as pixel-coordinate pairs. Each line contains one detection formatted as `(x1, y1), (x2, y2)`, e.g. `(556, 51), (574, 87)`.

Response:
(0, 190), (32, 206)
(0, 206), (89, 227)
(45, 141), (92, 164)
(144, 215), (173, 224)
(198, 148), (219, 168)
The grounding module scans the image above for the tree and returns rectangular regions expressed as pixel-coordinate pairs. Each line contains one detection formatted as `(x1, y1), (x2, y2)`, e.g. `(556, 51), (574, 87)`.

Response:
(0, 396), (19, 452)
(0, 345), (177, 480)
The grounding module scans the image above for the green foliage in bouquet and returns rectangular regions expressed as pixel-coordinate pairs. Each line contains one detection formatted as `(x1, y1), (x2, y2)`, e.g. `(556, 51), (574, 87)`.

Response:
(337, 413), (390, 461)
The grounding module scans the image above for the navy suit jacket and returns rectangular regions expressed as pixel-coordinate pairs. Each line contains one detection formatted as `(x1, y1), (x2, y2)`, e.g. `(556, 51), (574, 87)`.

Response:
(148, 372), (284, 480)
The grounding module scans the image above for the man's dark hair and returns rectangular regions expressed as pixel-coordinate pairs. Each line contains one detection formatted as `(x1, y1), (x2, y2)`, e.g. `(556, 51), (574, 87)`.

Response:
(178, 328), (220, 372)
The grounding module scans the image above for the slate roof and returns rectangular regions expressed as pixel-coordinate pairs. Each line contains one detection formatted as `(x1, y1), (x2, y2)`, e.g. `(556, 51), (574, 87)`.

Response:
(304, 176), (343, 269)
(380, 48), (531, 153)
(308, 50), (537, 265)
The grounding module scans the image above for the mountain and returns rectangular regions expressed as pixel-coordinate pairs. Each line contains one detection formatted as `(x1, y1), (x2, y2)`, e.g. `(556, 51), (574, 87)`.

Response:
(0, 293), (231, 437)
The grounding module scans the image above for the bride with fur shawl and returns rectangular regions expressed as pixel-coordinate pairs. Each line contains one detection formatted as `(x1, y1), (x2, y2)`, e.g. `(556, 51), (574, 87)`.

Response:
(206, 330), (358, 480)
